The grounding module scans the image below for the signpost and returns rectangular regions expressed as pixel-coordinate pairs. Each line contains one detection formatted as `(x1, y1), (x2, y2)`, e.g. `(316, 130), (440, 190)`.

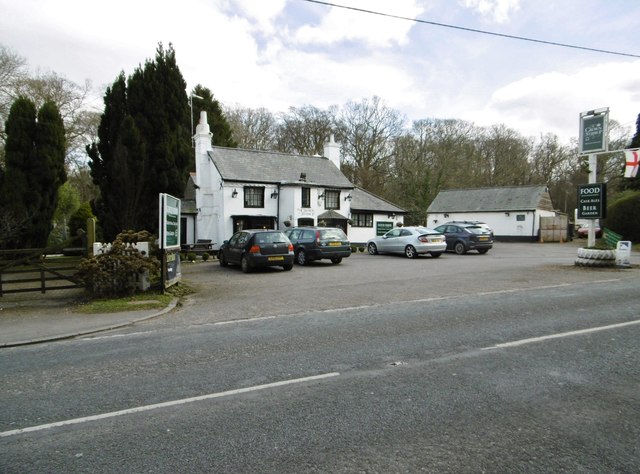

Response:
(159, 193), (181, 290)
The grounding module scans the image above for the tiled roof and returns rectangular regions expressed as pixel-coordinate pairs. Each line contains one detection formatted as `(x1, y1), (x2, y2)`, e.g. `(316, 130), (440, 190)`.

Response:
(350, 187), (407, 213)
(209, 146), (353, 188)
(427, 185), (554, 212)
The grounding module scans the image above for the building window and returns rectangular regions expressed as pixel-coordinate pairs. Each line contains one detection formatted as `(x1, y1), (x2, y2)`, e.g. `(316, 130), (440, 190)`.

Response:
(244, 187), (264, 208)
(351, 213), (373, 227)
(301, 187), (310, 208)
(324, 190), (340, 210)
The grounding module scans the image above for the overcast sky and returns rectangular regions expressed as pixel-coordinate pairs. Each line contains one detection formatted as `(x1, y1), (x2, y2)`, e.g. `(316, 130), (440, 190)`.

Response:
(2, 0), (639, 144)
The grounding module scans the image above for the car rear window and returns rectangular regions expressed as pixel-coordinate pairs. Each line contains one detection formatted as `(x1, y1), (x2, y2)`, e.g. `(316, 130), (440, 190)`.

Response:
(417, 227), (440, 235)
(255, 232), (288, 243)
(319, 229), (347, 240)
(466, 226), (487, 234)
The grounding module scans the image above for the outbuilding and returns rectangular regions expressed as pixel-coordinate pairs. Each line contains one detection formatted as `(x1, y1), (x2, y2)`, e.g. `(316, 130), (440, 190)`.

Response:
(426, 185), (557, 241)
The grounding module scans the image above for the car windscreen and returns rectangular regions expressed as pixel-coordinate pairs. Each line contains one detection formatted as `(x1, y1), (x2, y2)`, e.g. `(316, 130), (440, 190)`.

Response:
(319, 229), (347, 240)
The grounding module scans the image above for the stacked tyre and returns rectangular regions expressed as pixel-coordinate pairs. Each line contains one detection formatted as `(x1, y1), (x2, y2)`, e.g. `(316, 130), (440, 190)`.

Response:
(574, 248), (616, 267)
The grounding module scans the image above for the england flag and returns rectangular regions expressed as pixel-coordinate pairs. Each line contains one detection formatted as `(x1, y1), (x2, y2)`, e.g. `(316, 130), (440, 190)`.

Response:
(624, 149), (639, 178)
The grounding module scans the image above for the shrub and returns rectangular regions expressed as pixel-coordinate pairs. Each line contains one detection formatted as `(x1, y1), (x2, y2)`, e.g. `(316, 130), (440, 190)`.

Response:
(604, 191), (640, 243)
(187, 252), (197, 262)
(75, 230), (159, 298)
(202, 252), (210, 261)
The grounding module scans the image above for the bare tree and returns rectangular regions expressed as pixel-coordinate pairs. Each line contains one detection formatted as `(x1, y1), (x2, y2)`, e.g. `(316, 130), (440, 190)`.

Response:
(276, 105), (337, 155)
(224, 105), (278, 150)
(335, 96), (405, 195)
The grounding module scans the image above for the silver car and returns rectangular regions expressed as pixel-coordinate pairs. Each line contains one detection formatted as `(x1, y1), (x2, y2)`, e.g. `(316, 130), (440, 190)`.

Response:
(366, 226), (447, 258)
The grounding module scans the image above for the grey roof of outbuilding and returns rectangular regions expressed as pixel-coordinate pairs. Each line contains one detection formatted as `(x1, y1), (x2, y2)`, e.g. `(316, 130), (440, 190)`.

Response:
(427, 185), (554, 212)
(350, 187), (407, 213)
(208, 146), (353, 188)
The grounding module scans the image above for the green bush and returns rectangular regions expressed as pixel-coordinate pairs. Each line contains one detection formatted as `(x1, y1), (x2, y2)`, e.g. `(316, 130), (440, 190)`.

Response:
(75, 230), (159, 298)
(604, 191), (640, 243)
(187, 252), (197, 262)
(202, 252), (210, 261)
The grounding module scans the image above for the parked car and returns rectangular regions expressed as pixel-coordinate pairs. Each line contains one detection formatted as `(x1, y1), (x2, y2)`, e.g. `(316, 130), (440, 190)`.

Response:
(283, 226), (351, 265)
(218, 229), (294, 273)
(433, 223), (493, 255)
(575, 222), (602, 238)
(445, 220), (494, 239)
(366, 226), (447, 258)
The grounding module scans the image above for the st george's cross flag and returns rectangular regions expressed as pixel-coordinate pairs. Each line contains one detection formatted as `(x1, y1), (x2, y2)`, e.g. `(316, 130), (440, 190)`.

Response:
(624, 149), (639, 178)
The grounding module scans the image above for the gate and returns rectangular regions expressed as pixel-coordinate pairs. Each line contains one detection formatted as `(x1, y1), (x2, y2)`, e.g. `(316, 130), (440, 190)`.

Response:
(0, 248), (84, 297)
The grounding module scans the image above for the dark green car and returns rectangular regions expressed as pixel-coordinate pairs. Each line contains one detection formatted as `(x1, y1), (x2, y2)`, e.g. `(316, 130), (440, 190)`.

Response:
(284, 226), (351, 265)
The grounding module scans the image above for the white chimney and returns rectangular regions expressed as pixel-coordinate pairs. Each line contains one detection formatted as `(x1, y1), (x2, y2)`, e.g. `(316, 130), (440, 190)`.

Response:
(195, 111), (212, 156)
(323, 134), (341, 169)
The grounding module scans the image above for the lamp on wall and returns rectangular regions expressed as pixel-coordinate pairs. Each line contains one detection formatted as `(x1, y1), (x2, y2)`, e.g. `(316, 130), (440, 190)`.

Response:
(271, 190), (278, 199)
(344, 193), (352, 201)
(318, 190), (325, 199)
(444, 213), (449, 218)
(231, 188), (238, 198)
(505, 212), (510, 216)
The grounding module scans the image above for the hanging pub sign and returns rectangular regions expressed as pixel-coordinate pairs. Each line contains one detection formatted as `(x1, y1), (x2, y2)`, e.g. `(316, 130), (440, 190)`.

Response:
(576, 183), (606, 219)
(579, 108), (609, 155)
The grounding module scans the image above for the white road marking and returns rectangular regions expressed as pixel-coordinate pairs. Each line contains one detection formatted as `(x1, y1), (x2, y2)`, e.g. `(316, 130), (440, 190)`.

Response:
(482, 319), (640, 350)
(0, 372), (340, 438)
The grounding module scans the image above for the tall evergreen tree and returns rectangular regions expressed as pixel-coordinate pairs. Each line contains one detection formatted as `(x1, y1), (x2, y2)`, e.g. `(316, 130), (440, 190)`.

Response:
(32, 101), (67, 246)
(88, 44), (191, 240)
(0, 97), (35, 247)
(190, 85), (236, 153)
(1, 97), (66, 248)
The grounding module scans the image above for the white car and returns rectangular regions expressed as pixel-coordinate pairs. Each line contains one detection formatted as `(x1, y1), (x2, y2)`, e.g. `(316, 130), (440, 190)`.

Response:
(366, 226), (447, 259)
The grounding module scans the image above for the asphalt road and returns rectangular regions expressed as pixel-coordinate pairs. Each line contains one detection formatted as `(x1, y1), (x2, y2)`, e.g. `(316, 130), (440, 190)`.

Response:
(1, 242), (639, 473)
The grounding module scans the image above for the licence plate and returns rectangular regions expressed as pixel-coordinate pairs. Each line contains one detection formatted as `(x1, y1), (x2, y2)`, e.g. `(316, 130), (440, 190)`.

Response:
(479, 236), (488, 241)
(268, 256), (284, 261)
(431, 238), (443, 243)
(329, 242), (342, 246)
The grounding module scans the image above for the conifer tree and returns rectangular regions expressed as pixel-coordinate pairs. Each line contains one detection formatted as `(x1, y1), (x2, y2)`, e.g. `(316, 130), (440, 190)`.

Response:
(88, 44), (191, 240)
(1, 97), (66, 248)
(191, 85), (237, 152)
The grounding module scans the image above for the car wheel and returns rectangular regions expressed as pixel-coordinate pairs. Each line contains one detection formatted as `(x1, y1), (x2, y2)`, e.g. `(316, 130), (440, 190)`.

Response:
(330, 257), (342, 264)
(404, 245), (417, 259)
(454, 242), (467, 255)
(367, 243), (378, 255)
(241, 255), (251, 273)
(282, 263), (293, 271)
(478, 249), (489, 254)
(296, 250), (307, 265)
(219, 252), (228, 267)
(430, 252), (442, 258)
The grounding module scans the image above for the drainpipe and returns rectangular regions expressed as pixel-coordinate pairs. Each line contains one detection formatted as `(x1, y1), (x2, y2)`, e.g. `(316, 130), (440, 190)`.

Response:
(276, 183), (281, 229)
